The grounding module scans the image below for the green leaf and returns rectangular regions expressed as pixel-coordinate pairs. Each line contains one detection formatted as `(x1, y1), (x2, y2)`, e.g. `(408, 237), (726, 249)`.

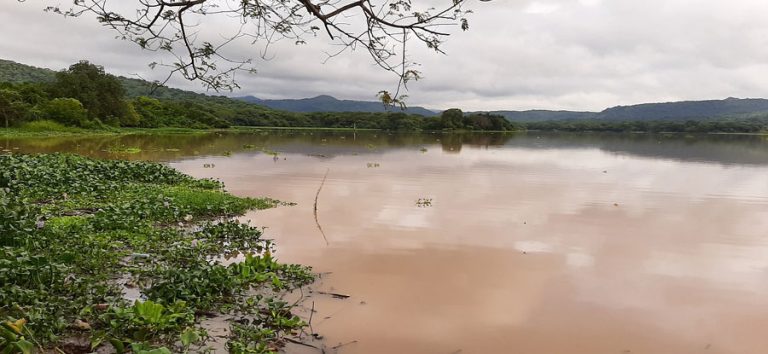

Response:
(14, 340), (34, 354)
(180, 328), (199, 347)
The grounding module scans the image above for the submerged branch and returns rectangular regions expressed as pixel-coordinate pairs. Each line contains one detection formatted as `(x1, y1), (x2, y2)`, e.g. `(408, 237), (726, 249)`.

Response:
(313, 168), (330, 246)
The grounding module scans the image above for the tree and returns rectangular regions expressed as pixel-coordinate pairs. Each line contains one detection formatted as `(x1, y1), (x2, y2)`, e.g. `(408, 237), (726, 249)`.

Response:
(42, 98), (89, 127)
(440, 108), (463, 129)
(40, 0), (478, 100)
(0, 89), (28, 128)
(49, 61), (131, 124)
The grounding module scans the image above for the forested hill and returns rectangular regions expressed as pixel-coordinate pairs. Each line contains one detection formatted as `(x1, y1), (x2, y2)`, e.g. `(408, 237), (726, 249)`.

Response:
(482, 110), (595, 122)
(1, 58), (438, 115)
(484, 98), (768, 122)
(0, 59), (209, 100)
(236, 95), (439, 116)
(597, 98), (768, 121)
(0, 59), (56, 83)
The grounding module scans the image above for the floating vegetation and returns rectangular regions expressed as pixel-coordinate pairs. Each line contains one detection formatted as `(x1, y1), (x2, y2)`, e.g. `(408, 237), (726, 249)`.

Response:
(367, 163), (381, 168)
(420, 147), (428, 153)
(106, 145), (143, 154)
(0, 154), (314, 353)
(366, 143), (376, 150)
(260, 147), (279, 157)
(223, 150), (232, 157)
(203, 163), (216, 168)
(416, 198), (433, 207)
(242, 144), (256, 149)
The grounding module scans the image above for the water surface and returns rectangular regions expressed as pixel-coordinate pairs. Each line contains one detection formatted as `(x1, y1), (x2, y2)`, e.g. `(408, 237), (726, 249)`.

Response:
(8, 131), (768, 354)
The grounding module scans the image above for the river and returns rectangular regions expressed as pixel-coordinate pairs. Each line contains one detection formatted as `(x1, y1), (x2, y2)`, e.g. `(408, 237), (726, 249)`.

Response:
(6, 130), (768, 354)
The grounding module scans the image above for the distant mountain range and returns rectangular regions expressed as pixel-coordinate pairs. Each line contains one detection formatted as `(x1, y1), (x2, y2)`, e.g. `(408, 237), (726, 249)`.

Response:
(3, 58), (768, 122)
(480, 97), (768, 122)
(235, 95), (439, 116)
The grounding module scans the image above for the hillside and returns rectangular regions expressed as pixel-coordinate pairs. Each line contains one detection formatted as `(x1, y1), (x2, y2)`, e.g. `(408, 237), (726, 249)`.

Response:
(236, 95), (439, 116)
(596, 97), (768, 121)
(482, 110), (596, 122)
(478, 98), (768, 122)
(0, 59), (56, 83)
(0, 58), (215, 100)
(3, 58), (768, 126)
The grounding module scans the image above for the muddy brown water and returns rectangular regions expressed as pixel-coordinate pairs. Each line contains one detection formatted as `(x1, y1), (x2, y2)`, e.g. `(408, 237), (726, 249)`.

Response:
(6, 131), (768, 354)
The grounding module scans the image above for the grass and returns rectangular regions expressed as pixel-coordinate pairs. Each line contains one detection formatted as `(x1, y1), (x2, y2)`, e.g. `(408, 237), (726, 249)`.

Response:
(0, 126), (220, 139)
(0, 154), (313, 354)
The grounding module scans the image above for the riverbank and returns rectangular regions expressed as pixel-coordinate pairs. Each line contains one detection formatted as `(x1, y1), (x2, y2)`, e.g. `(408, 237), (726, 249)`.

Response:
(0, 153), (314, 353)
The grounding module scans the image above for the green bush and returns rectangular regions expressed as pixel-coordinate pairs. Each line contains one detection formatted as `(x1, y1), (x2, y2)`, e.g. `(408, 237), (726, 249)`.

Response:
(42, 98), (89, 127)
(19, 119), (77, 132)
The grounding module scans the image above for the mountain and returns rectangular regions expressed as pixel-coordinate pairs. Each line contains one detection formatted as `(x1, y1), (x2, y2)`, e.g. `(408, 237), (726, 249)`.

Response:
(0, 59), (56, 83)
(596, 97), (768, 121)
(4, 58), (768, 123)
(481, 110), (596, 122)
(482, 98), (768, 122)
(236, 95), (439, 116)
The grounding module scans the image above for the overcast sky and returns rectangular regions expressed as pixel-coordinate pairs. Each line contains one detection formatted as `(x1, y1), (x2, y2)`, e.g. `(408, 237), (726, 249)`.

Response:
(2, 0), (768, 111)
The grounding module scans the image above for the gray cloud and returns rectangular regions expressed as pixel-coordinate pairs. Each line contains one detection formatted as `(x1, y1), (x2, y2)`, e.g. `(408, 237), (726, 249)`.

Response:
(2, 0), (768, 111)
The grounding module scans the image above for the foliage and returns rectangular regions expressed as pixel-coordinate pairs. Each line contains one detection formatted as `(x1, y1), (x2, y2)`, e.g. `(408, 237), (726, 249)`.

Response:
(0, 154), (314, 352)
(42, 0), (473, 92)
(0, 318), (35, 354)
(19, 120), (78, 133)
(41, 98), (90, 127)
(0, 89), (29, 128)
(48, 61), (133, 125)
(523, 117), (768, 134)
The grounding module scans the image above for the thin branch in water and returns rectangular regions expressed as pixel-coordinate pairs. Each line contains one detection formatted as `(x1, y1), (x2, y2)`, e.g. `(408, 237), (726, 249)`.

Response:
(332, 340), (358, 350)
(314, 168), (330, 246)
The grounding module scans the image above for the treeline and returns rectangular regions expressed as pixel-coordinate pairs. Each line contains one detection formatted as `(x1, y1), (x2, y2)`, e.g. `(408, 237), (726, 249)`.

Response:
(232, 108), (520, 131)
(524, 118), (768, 133)
(0, 61), (232, 129)
(0, 60), (518, 131)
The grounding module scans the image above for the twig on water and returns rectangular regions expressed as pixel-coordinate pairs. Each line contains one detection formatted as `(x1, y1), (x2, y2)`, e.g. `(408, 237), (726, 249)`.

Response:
(314, 168), (330, 245)
(309, 300), (316, 335)
(317, 291), (351, 299)
(284, 337), (320, 350)
(332, 340), (358, 350)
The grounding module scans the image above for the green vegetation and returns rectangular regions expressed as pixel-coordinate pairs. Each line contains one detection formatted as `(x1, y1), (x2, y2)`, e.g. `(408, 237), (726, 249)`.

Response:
(3, 58), (766, 134)
(523, 118), (768, 134)
(0, 59), (517, 133)
(0, 61), (231, 130)
(0, 154), (313, 353)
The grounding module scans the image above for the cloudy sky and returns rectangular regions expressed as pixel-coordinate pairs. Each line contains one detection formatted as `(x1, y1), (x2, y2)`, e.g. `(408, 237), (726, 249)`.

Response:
(2, 0), (768, 111)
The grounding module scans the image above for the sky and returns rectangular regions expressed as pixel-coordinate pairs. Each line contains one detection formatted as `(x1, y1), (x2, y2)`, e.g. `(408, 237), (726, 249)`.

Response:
(2, 0), (768, 111)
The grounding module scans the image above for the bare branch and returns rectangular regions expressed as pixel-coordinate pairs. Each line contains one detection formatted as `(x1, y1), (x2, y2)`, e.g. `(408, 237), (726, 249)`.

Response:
(32, 0), (476, 98)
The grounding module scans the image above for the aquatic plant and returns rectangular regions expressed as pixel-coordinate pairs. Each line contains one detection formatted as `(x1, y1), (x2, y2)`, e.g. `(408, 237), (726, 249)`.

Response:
(0, 154), (314, 352)
(416, 198), (433, 207)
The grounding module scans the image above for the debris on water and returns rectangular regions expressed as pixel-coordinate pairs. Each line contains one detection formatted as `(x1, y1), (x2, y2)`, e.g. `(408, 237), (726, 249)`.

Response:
(332, 340), (358, 350)
(318, 291), (351, 299)
(416, 198), (433, 207)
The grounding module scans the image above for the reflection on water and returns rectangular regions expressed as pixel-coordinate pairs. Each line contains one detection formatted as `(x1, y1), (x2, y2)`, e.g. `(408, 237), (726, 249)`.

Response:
(8, 130), (768, 353)
(4, 130), (768, 165)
